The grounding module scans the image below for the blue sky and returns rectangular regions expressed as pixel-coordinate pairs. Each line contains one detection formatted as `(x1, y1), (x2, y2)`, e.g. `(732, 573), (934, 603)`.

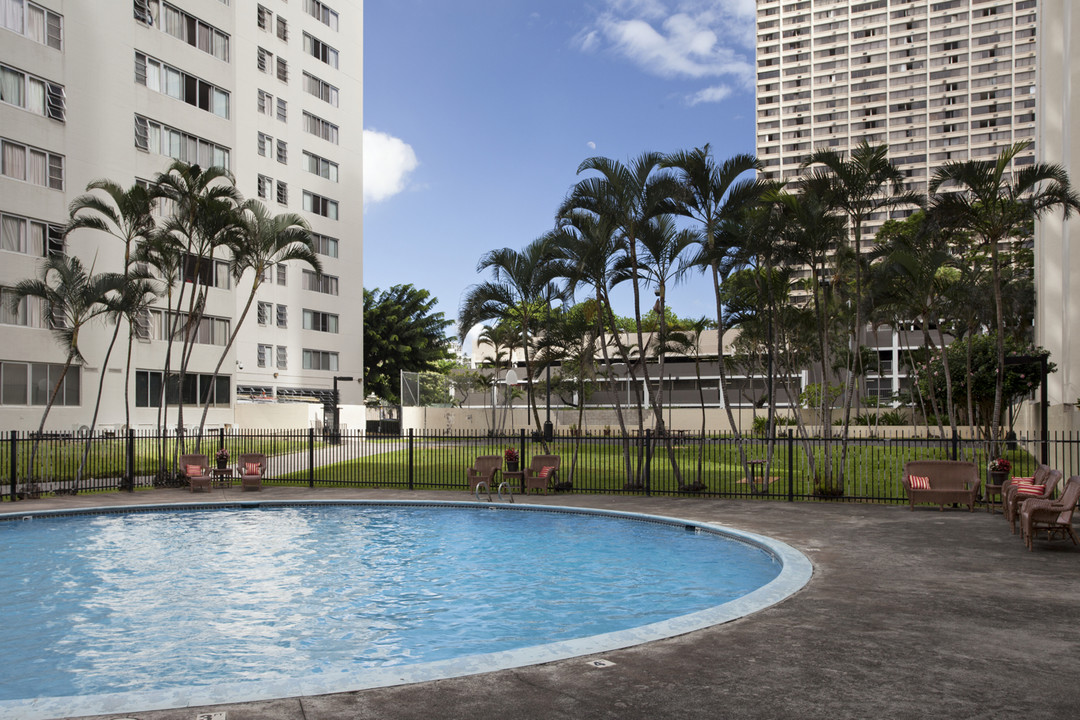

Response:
(362, 0), (758, 353)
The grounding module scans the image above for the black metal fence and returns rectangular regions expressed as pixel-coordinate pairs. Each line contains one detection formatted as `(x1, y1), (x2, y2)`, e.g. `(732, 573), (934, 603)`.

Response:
(4, 426), (1078, 504)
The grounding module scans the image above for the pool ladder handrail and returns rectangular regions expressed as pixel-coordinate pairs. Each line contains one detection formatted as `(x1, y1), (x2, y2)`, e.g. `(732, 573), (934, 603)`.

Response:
(474, 481), (514, 503)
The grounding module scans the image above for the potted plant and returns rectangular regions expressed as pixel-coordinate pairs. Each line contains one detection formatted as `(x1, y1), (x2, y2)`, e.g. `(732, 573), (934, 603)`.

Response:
(215, 447), (230, 470)
(988, 457), (1011, 485)
(504, 447), (519, 473)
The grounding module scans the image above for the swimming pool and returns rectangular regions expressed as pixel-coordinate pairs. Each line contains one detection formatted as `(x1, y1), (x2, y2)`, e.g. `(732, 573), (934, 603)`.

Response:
(0, 501), (811, 719)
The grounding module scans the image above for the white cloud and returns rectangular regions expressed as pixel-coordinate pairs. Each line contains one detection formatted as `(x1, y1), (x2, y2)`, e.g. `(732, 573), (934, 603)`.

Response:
(362, 129), (419, 205)
(687, 84), (732, 105)
(578, 1), (755, 94)
(587, 141), (597, 149)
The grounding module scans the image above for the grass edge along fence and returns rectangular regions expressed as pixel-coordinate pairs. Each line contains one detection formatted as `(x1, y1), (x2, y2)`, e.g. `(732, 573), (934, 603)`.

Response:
(6, 427), (1074, 504)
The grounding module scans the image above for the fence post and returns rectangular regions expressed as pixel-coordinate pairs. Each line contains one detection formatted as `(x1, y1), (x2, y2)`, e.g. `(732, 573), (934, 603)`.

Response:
(644, 429), (652, 497)
(519, 428), (527, 493)
(787, 429), (795, 502)
(308, 427), (315, 488)
(218, 426), (225, 455)
(951, 429), (959, 461)
(126, 429), (135, 492)
(9, 430), (16, 501)
(407, 428), (414, 491)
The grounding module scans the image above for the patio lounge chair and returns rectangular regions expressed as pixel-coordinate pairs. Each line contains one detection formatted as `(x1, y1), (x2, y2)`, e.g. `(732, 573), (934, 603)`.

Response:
(901, 460), (981, 511)
(180, 454), (211, 493)
(524, 455), (560, 495)
(467, 455), (503, 491)
(1020, 476), (1080, 551)
(237, 453), (267, 492)
(1004, 466), (1062, 534)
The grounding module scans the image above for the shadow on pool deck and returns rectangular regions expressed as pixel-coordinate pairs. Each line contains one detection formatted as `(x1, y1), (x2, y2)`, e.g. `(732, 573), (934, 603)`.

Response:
(6, 486), (1079, 720)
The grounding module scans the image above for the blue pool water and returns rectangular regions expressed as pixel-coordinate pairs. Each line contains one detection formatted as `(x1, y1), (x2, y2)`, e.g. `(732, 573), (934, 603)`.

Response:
(0, 503), (784, 705)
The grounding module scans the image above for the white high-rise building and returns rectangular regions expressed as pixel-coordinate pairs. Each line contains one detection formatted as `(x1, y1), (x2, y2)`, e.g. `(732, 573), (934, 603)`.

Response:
(0, 0), (364, 432)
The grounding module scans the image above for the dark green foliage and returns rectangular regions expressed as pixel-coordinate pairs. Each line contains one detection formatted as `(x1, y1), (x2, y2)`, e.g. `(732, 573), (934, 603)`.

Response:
(364, 284), (455, 403)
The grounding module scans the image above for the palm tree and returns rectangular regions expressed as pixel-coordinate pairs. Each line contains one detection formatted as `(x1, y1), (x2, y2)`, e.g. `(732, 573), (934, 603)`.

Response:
(560, 152), (682, 440)
(194, 200), (320, 438)
(150, 161), (240, 440)
(663, 146), (766, 481)
(460, 236), (560, 446)
(930, 141), (1080, 453)
(800, 142), (920, 483)
(8, 255), (125, 491)
(66, 179), (161, 473)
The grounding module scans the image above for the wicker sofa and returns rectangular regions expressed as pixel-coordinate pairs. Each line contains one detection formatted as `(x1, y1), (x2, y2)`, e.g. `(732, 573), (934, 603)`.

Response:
(901, 460), (982, 512)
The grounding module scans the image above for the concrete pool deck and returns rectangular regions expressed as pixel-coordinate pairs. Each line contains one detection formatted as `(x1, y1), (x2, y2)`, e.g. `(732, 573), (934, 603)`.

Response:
(5, 486), (1079, 720)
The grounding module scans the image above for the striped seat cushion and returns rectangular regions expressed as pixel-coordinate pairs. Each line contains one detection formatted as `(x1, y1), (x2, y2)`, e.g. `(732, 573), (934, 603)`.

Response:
(244, 462), (261, 475)
(1013, 480), (1043, 496)
(908, 475), (931, 490)
(537, 465), (556, 479)
(185, 464), (204, 477)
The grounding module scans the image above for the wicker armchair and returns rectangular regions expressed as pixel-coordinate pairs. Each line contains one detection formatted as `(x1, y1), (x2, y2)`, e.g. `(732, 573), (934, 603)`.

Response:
(1020, 476), (1080, 551)
(237, 453), (267, 492)
(467, 455), (503, 491)
(524, 455), (561, 495)
(179, 454), (211, 493)
(1004, 466), (1062, 534)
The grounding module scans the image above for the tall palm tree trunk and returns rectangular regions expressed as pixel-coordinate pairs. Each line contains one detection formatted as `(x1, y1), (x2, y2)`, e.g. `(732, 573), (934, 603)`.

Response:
(76, 319), (123, 489)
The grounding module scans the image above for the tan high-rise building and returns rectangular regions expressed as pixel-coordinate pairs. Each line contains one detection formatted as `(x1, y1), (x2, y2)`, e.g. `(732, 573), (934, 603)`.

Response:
(0, 0), (364, 432)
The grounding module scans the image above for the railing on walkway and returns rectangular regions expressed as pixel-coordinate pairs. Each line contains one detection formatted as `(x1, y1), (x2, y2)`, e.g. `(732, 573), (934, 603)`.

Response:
(4, 426), (1078, 503)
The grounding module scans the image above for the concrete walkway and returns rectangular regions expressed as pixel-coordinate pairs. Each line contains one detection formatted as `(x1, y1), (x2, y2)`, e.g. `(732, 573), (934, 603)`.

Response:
(5, 487), (1078, 720)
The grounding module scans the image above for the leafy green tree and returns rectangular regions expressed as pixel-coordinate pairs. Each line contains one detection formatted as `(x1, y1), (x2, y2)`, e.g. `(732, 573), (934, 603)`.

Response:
(366, 283), (454, 403)
(930, 141), (1080, 453)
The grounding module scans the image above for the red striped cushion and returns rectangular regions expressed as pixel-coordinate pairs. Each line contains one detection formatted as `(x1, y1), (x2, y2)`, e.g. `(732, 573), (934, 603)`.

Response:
(908, 475), (931, 490)
(185, 464), (203, 477)
(1010, 476), (1034, 485)
(1014, 481), (1043, 496)
(244, 462), (260, 475)
(538, 465), (556, 478)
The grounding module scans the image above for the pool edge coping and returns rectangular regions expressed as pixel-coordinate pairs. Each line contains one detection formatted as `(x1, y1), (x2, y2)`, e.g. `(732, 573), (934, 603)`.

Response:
(0, 500), (813, 720)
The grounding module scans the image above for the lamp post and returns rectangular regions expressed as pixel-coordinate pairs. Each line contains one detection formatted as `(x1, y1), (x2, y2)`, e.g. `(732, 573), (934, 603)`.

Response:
(543, 296), (554, 444)
(331, 375), (353, 444)
(1003, 355), (1049, 465)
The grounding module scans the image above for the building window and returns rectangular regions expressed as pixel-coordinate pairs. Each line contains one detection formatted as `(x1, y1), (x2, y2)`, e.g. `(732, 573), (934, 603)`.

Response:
(276, 97), (287, 122)
(138, 2), (229, 61)
(1, 137), (64, 190)
(277, 263), (287, 285)
(257, 133), (271, 157)
(1, 361), (79, 406)
(276, 345), (287, 370)
(302, 72), (339, 107)
(303, 309), (339, 333)
(257, 174), (272, 199)
(302, 151), (338, 182)
(276, 180), (288, 205)
(276, 16), (288, 42)
(135, 52), (229, 118)
(275, 303), (287, 328)
(7, 1), (63, 50)
(1, 211), (63, 257)
(276, 57), (288, 83)
(0, 287), (31, 326)
(303, 191), (338, 219)
(303, 349), (339, 371)
(303, 111), (339, 144)
(276, 139), (287, 164)
(256, 4), (271, 31)
(257, 47), (272, 73)
(257, 89), (273, 116)
(134, 369), (229, 407)
(310, 232), (338, 258)
(302, 269), (339, 295)
(304, 0), (339, 31)
(257, 301), (271, 326)
(257, 343), (271, 368)
(134, 115), (230, 169)
(0, 64), (65, 122)
(303, 32), (339, 68)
